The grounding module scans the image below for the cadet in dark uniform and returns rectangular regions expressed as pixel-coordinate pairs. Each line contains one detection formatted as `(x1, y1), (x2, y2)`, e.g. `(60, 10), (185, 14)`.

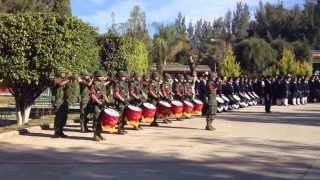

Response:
(89, 71), (108, 141)
(79, 71), (93, 133)
(206, 72), (217, 131)
(114, 71), (130, 135)
(264, 76), (272, 113)
(52, 69), (70, 138)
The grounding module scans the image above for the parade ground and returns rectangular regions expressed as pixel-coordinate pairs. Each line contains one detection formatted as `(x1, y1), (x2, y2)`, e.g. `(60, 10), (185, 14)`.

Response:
(0, 104), (319, 180)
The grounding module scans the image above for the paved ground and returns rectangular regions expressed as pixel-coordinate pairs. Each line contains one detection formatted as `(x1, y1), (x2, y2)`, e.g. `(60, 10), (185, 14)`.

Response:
(0, 104), (320, 180)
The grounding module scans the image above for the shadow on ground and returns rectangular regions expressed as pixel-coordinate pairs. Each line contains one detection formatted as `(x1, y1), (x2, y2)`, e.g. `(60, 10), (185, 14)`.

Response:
(0, 135), (319, 180)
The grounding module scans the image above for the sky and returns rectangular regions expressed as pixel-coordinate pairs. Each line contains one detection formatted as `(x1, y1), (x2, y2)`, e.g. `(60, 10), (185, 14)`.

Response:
(71, 0), (304, 34)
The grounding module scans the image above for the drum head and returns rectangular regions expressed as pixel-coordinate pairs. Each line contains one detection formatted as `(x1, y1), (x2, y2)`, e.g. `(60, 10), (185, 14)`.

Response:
(193, 99), (203, 105)
(159, 101), (171, 108)
(143, 103), (156, 109)
(172, 100), (183, 106)
(184, 101), (194, 107)
(104, 108), (120, 117)
(128, 105), (142, 112)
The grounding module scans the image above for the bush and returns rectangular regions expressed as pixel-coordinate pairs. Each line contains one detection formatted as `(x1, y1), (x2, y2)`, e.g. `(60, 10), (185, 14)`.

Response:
(97, 35), (149, 76)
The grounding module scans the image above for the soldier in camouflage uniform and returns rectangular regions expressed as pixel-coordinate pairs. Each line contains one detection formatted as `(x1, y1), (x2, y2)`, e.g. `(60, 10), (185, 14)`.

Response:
(184, 75), (195, 102)
(129, 73), (147, 106)
(89, 71), (108, 141)
(173, 74), (185, 102)
(160, 73), (173, 124)
(114, 71), (130, 135)
(79, 71), (93, 133)
(148, 72), (161, 127)
(52, 69), (70, 138)
(206, 72), (217, 131)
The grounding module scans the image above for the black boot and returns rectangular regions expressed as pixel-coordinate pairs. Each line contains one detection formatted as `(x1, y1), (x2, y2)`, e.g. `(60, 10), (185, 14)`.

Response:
(205, 120), (216, 131)
(151, 120), (159, 127)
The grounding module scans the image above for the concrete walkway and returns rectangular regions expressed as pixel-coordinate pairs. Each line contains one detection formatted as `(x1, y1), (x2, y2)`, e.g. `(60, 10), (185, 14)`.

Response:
(0, 104), (320, 180)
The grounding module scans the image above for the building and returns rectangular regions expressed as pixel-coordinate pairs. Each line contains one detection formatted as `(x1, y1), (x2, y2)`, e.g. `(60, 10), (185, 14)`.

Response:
(312, 50), (320, 74)
(151, 64), (211, 76)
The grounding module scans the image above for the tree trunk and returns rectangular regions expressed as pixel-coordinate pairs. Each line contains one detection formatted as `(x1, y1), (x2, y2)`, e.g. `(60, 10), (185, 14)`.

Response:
(22, 105), (32, 124)
(15, 99), (23, 127)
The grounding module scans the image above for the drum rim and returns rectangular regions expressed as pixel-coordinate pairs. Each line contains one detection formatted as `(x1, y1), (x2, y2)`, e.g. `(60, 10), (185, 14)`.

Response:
(128, 105), (142, 111)
(172, 100), (183, 106)
(183, 101), (194, 107)
(104, 108), (120, 117)
(143, 103), (156, 109)
(159, 101), (171, 107)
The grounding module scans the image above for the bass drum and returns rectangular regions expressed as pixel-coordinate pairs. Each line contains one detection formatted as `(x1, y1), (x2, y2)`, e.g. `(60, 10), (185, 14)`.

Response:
(142, 103), (156, 124)
(157, 101), (172, 118)
(183, 101), (194, 118)
(126, 105), (142, 128)
(171, 100), (183, 118)
(101, 108), (120, 133)
(193, 99), (203, 116)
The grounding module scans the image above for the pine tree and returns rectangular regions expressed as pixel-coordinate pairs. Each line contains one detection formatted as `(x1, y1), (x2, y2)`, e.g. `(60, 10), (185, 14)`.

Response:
(53, 0), (71, 16)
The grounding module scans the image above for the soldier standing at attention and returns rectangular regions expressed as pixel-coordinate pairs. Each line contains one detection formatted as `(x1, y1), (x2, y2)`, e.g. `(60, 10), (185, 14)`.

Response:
(89, 71), (108, 141)
(264, 76), (273, 113)
(148, 72), (161, 127)
(114, 71), (130, 135)
(52, 69), (70, 138)
(206, 72), (217, 131)
(79, 71), (93, 133)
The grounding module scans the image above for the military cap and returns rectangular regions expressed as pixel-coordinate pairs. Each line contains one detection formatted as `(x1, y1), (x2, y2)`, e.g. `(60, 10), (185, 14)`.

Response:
(118, 70), (127, 77)
(186, 75), (193, 80)
(151, 72), (159, 79)
(81, 70), (90, 76)
(177, 74), (184, 80)
(94, 70), (103, 77)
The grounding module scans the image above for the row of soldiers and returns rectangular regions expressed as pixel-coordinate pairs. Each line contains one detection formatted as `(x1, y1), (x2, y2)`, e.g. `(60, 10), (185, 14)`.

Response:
(52, 70), (218, 141)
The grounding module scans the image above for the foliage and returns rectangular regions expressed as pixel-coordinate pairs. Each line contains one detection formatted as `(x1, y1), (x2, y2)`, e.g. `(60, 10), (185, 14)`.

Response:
(0, 14), (99, 125)
(266, 47), (312, 76)
(219, 48), (241, 77)
(97, 35), (149, 76)
(52, 0), (71, 16)
(232, 2), (250, 39)
(234, 37), (277, 75)
(0, 0), (53, 13)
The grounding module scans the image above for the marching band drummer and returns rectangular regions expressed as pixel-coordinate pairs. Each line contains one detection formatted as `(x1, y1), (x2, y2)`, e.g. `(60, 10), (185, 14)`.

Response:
(148, 72), (162, 127)
(128, 72), (146, 130)
(114, 71), (130, 135)
(173, 74), (185, 102)
(160, 73), (173, 124)
(89, 71), (108, 141)
(184, 75), (195, 102)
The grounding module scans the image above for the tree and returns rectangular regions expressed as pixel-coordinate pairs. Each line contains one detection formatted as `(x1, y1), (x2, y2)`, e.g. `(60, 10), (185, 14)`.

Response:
(219, 48), (241, 77)
(278, 47), (299, 75)
(234, 37), (277, 75)
(52, 0), (71, 16)
(232, 2), (250, 39)
(98, 35), (149, 76)
(0, 14), (99, 126)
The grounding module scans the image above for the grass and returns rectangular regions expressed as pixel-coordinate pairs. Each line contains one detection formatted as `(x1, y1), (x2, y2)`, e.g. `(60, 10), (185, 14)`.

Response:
(0, 113), (80, 134)
(0, 96), (15, 105)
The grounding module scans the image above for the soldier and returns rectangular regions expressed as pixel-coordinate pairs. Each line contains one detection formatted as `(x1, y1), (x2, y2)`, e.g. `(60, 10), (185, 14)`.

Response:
(184, 75), (194, 102)
(206, 72), (217, 131)
(148, 72), (161, 126)
(161, 73), (174, 101)
(52, 69), (70, 138)
(129, 73), (147, 106)
(264, 76), (273, 113)
(114, 71), (130, 134)
(89, 71), (109, 141)
(173, 74), (185, 102)
(79, 71), (93, 133)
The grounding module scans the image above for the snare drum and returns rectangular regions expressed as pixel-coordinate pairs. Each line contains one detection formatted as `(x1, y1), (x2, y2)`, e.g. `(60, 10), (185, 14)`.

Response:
(183, 101), (194, 118)
(157, 101), (172, 118)
(171, 100), (183, 118)
(193, 99), (203, 116)
(101, 108), (120, 133)
(142, 103), (156, 123)
(126, 105), (142, 128)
